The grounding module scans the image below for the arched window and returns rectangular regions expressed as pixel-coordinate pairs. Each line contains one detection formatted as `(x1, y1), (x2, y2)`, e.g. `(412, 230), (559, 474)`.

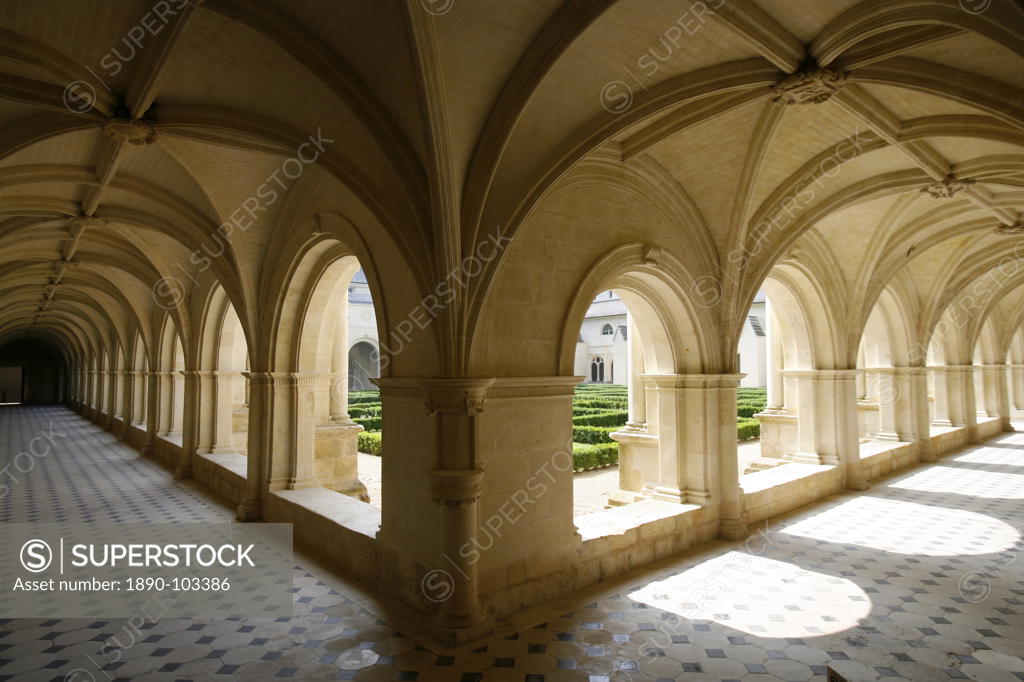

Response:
(601, 324), (614, 336)
(591, 356), (605, 382)
(349, 341), (380, 391)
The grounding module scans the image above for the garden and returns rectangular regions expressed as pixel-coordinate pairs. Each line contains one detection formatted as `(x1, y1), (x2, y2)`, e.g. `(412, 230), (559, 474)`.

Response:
(350, 384), (767, 472)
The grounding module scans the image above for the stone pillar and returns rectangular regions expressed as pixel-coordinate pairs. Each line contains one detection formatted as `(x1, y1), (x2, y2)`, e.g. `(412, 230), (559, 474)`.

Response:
(958, 365), (981, 443)
(613, 317), (657, 493)
(625, 313), (646, 426)
(110, 370), (124, 427)
(374, 377), (494, 641)
(171, 370), (185, 435)
(330, 294), (353, 424)
(175, 370), (202, 479)
(716, 374), (748, 540)
(862, 367), (917, 443)
(424, 379), (491, 634)
(142, 371), (159, 457)
(87, 369), (97, 415)
(1011, 364), (1024, 418)
(905, 367), (935, 462)
(103, 370), (116, 428)
(782, 370), (866, 490)
(118, 370), (133, 440)
(276, 372), (314, 491)
(196, 371), (239, 455)
(764, 299), (784, 410)
(640, 374), (746, 522)
(237, 371), (280, 522)
(131, 371), (146, 424)
(156, 370), (174, 436)
(928, 365), (973, 432)
(979, 364), (1006, 422)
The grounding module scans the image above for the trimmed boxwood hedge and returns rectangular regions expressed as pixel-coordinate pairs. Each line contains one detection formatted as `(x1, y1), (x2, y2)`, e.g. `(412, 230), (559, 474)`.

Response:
(348, 385), (765, 463)
(348, 405), (381, 418)
(572, 410), (629, 427)
(737, 418), (760, 440)
(353, 416), (382, 431)
(572, 442), (619, 471)
(358, 431), (383, 455)
(573, 425), (617, 444)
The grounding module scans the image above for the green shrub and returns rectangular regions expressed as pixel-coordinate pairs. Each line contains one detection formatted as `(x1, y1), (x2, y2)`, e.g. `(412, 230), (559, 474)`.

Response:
(358, 431), (382, 456)
(353, 416), (382, 431)
(348, 405), (381, 417)
(573, 425), (617, 444)
(572, 442), (619, 471)
(572, 410), (628, 427)
(349, 393), (381, 405)
(573, 401), (626, 412)
(737, 418), (760, 440)
(737, 405), (763, 419)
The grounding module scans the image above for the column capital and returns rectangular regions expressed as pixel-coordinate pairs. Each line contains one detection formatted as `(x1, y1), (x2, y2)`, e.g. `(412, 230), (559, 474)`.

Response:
(242, 371), (332, 387)
(861, 366), (928, 376)
(428, 468), (485, 506)
(487, 376), (582, 399)
(780, 369), (858, 379)
(373, 377), (495, 416)
(181, 370), (242, 378)
(642, 373), (746, 389)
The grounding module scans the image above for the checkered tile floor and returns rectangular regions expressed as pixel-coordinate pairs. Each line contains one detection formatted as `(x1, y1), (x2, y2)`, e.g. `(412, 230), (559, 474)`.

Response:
(1, 406), (1023, 681)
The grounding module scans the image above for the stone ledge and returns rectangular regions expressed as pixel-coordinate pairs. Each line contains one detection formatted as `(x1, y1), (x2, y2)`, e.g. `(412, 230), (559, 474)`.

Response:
(271, 487), (380, 539)
(575, 499), (700, 542)
(197, 451), (247, 479)
(740, 462), (834, 494)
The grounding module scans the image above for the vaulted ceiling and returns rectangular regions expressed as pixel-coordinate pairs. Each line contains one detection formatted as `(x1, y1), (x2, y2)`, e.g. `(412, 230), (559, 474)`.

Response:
(0, 0), (1022, 371)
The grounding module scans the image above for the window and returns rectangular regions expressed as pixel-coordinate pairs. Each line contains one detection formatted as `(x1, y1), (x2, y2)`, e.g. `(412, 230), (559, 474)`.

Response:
(591, 356), (605, 382)
(602, 324), (614, 335)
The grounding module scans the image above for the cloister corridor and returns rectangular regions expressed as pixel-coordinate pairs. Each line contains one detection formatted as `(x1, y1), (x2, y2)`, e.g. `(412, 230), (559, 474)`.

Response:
(3, 1), (1024, 680)
(1, 405), (1022, 681)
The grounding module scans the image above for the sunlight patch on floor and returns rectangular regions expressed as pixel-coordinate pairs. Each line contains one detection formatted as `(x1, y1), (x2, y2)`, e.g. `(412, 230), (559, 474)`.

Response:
(628, 552), (871, 638)
(888, 465), (1024, 499)
(951, 448), (1024, 467)
(779, 496), (1019, 555)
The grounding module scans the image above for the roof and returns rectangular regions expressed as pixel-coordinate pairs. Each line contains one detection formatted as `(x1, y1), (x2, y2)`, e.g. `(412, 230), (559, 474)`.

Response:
(585, 298), (627, 318)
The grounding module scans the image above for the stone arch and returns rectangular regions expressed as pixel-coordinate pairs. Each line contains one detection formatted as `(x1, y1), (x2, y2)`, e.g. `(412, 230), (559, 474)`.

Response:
(195, 284), (250, 459)
(155, 315), (186, 441)
(348, 340), (380, 391)
(559, 243), (709, 377)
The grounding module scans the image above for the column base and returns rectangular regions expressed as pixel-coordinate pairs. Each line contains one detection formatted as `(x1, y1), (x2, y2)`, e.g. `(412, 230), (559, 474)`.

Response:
(429, 616), (494, 647)
(287, 477), (321, 490)
(917, 440), (936, 463)
(786, 451), (826, 466)
(203, 445), (238, 455)
(236, 497), (262, 522)
(324, 478), (370, 503)
(649, 486), (687, 504)
(718, 517), (749, 541)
